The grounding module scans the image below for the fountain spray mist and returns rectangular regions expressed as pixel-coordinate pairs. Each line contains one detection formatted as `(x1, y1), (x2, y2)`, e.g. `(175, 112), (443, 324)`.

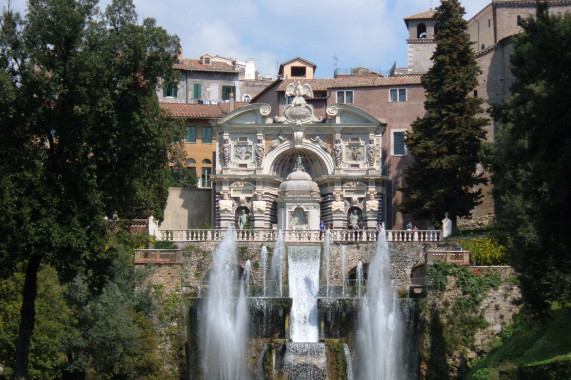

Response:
(201, 228), (250, 379)
(357, 224), (404, 380)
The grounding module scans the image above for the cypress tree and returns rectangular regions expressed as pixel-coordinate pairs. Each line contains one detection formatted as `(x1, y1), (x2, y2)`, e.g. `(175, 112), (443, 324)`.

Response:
(401, 0), (488, 228)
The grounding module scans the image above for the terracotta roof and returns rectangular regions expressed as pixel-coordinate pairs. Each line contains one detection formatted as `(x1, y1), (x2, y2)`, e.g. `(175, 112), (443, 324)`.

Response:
(404, 9), (436, 20)
(160, 102), (248, 118)
(173, 58), (238, 73)
(275, 76), (423, 92)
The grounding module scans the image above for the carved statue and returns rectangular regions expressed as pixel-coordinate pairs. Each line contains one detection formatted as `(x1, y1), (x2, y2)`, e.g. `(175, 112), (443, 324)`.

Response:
(350, 145), (363, 161)
(286, 81), (314, 99)
(219, 191), (233, 213)
(333, 140), (342, 166)
(255, 141), (264, 167)
(331, 192), (345, 213)
(295, 155), (304, 171)
(268, 135), (287, 151)
(253, 192), (266, 214)
(311, 135), (330, 152)
(367, 140), (377, 167)
(365, 192), (379, 214)
(235, 145), (251, 161)
(237, 209), (249, 229)
(349, 210), (360, 229)
(221, 139), (230, 167)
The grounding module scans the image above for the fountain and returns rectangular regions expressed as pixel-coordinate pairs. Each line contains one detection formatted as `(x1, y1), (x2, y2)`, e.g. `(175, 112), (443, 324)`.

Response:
(260, 246), (268, 297)
(341, 245), (347, 297)
(269, 230), (285, 297)
(323, 230), (331, 297)
(357, 224), (405, 379)
(200, 228), (250, 379)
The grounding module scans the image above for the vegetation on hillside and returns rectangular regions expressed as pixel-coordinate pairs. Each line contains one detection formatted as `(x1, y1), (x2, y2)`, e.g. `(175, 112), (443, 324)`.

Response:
(402, 0), (488, 228)
(491, 2), (571, 315)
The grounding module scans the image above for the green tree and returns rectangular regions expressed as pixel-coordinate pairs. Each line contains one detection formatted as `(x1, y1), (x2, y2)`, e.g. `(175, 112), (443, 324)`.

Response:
(0, 0), (182, 377)
(401, 0), (488, 228)
(492, 3), (571, 315)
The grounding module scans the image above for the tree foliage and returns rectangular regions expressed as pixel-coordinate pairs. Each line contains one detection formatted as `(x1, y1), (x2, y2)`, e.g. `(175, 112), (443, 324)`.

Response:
(0, 0), (182, 376)
(401, 0), (488, 226)
(492, 3), (571, 315)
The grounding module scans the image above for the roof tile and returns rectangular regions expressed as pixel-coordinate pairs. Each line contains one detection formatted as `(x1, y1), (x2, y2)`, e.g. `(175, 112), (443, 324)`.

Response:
(160, 102), (248, 118)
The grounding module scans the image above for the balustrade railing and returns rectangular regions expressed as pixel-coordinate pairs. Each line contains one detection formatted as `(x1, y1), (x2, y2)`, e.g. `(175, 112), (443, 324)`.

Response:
(156, 228), (441, 243)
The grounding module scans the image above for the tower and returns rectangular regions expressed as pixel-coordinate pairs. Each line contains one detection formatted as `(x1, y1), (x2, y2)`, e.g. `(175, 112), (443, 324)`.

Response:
(404, 9), (437, 74)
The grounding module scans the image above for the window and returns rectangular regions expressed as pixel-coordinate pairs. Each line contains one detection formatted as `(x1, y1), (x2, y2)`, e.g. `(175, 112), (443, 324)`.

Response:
(222, 85), (236, 101)
(488, 19), (491, 28)
(186, 158), (196, 177)
(243, 94), (251, 102)
(287, 96), (295, 104)
(193, 83), (202, 100)
(337, 90), (354, 104)
(390, 88), (407, 102)
(186, 158), (196, 164)
(202, 159), (211, 165)
(201, 167), (212, 188)
(392, 131), (407, 156)
(186, 126), (196, 143)
(201, 127), (212, 143)
(204, 57), (210, 65)
(417, 23), (427, 38)
(163, 83), (178, 98)
(291, 66), (306, 77)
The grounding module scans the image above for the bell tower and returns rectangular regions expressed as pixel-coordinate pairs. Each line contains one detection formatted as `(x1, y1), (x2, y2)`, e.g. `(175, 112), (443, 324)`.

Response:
(404, 9), (437, 74)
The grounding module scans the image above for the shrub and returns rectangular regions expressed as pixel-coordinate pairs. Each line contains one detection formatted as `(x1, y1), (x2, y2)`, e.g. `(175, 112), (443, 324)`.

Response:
(461, 238), (508, 265)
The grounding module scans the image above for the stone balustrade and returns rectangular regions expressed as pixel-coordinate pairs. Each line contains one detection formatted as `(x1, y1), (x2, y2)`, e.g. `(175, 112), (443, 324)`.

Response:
(425, 250), (470, 266)
(134, 249), (182, 264)
(156, 229), (441, 243)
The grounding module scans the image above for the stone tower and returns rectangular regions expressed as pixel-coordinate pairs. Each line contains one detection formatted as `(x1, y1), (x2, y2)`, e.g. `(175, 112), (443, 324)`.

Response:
(404, 9), (437, 74)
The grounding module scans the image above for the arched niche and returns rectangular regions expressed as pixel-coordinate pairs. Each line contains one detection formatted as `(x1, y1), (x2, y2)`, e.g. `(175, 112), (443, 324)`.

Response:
(266, 145), (331, 179)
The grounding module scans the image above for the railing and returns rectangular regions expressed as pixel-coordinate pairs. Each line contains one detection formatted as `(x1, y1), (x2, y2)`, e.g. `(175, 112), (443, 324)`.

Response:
(157, 229), (441, 243)
(134, 249), (182, 264)
(426, 250), (470, 266)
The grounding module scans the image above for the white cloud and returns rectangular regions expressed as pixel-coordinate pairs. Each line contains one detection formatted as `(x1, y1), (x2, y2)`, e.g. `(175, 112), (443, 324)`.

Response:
(4, 0), (495, 77)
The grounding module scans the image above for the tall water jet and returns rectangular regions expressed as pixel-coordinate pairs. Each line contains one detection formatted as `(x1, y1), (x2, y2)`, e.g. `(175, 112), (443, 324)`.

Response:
(244, 260), (251, 297)
(288, 245), (321, 342)
(341, 245), (347, 297)
(270, 230), (285, 297)
(200, 228), (250, 379)
(357, 224), (404, 380)
(357, 261), (363, 298)
(260, 246), (268, 297)
(323, 230), (332, 297)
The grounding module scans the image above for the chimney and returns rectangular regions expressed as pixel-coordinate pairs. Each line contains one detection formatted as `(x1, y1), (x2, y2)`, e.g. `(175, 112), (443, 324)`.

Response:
(229, 92), (235, 112)
(176, 45), (183, 62)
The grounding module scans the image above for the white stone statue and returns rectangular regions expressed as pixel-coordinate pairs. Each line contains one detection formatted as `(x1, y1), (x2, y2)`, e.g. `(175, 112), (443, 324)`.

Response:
(442, 212), (452, 238)
(219, 192), (233, 213)
(367, 139), (377, 167)
(237, 209), (249, 229)
(365, 192), (379, 214)
(333, 140), (342, 166)
(349, 209), (360, 228)
(268, 135), (287, 151)
(311, 135), (330, 153)
(255, 141), (264, 167)
(221, 138), (230, 167)
(331, 192), (345, 213)
(253, 192), (266, 214)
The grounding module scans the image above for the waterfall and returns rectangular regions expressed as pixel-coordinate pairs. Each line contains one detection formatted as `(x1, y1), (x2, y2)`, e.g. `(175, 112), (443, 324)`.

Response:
(357, 261), (363, 298)
(270, 230), (285, 297)
(357, 224), (404, 380)
(324, 230), (332, 297)
(260, 246), (268, 297)
(288, 245), (321, 342)
(200, 227), (250, 380)
(245, 260), (251, 297)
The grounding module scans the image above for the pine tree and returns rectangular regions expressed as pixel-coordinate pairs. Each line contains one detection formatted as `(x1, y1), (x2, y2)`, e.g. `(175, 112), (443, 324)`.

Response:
(492, 3), (571, 315)
(401, 0), (488, 228)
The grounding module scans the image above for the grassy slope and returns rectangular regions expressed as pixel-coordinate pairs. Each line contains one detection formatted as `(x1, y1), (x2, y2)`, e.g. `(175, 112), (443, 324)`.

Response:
(464, 305), (571, 379)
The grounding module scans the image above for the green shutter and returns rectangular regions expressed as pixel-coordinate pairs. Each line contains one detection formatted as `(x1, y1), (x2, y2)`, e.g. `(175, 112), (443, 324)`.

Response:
(163, 84), (168, 97)
(173, 84), (178, 98)
(194, 83), (202, 99)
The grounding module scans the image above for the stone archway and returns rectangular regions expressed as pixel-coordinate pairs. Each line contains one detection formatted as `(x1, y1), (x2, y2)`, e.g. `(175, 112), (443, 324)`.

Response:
(270, 147), (328, 179)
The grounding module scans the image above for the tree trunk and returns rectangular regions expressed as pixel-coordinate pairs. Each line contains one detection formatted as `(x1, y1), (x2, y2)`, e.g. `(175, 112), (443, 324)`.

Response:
(12, 254), (42, 380)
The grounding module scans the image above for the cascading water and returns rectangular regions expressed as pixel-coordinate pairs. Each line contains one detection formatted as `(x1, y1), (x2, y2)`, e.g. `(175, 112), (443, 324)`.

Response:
(323, 230), (331, 297)
(200, 228), (250, 380)
(270, 230), (285, 297)
(260, 246), (268, 297)
(357, 261), (363, 298)
(288, 245), (321, 342)
(245, 260), (251, 297)
(357, 224), (404, 380)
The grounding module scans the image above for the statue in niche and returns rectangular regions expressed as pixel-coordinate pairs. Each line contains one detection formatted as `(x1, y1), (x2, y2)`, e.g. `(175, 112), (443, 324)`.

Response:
(365, 192), (379, 214)
(219, 191), (233, 213)
(221, 138), (230, 167)
(333, 140), (342, 166)
(348, 209), (360, 229)
(291, 207), (308, 226)
(253, 192), (266, 215)
(255, 140), (264, 167)
(331, 192), (345, 213)
(237, 209), (249, 229)
(349, 145), (364, 161)
(311, 135), (330, 152)
(294, 155), (304, 171)
(268, 135), (287, 151)
(367, 139), (377, 167)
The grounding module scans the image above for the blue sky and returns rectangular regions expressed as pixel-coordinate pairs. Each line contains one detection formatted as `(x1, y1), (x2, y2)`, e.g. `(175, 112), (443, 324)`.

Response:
(4, 0), (490, 78)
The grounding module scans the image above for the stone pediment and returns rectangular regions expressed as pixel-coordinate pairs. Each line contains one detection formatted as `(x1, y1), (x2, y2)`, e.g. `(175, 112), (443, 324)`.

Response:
(327, 104), (386, 129)
(217, 104), (272, 125)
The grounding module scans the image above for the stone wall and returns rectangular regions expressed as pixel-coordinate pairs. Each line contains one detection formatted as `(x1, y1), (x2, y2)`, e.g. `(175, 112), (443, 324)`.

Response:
(160, 188), (212, 230)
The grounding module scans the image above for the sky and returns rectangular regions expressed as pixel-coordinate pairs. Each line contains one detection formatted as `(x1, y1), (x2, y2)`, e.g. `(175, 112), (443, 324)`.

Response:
(4, 0), (491, 78)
